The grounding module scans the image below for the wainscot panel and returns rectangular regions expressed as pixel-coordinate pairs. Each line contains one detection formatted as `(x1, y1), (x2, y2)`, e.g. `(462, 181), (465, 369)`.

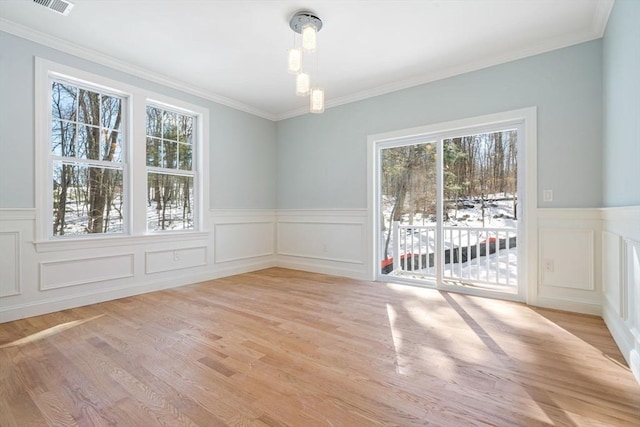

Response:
(146, 247), (207, 274)
(276, 210), (368, 280)
(624, 238), (640, 383)
(0, 231), (21, 297)
(539, 229), (595, 290)
(40, 254), (134, 290)
(210, 210), (276, 267)
(601, 206), (640, 384)
(536, 209), (602, 315)
(0, 209), (279, 323)
(602, 230), (623, 318)
(214, 222), (274, 263)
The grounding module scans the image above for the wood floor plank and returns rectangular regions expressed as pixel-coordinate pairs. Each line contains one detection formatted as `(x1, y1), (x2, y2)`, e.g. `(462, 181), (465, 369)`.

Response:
(1, 267), (639, 426)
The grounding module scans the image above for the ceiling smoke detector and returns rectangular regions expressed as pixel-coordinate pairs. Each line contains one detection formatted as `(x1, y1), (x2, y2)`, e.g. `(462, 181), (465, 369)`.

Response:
(33, 0), (74, 16)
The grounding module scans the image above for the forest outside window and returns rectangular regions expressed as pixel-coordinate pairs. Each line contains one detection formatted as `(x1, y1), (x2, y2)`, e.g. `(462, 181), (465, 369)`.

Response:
(39, 59), (208, 244)
(50, 79), (126, 237)
(146, 105), (197, 232)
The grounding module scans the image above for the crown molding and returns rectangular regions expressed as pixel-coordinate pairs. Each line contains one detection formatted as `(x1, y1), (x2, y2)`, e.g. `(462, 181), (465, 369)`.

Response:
(592, 0), (615, 37)
(275, 21), (608, 121)
(3, 0), (614, 125)
(0, 18), (277, 121)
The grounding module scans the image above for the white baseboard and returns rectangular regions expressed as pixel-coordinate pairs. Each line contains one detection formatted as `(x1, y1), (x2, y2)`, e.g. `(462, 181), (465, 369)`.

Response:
(207, 258), (277, 280)
(603, 299), (640, 383)
(275, 209), (369, 281)
(631, 349), (640, 385)
(535, 295), (602, 316)
(0, 209), (278, 323)
(600, 206), (640, 384)
(0, 269), (213, 323)
(0, 257), (277, 323)
(277, 257), (368, 281)
(3, 204), (639, 391)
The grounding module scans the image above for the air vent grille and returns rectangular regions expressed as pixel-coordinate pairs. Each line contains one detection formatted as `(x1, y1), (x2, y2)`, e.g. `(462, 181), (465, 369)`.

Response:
(33, 0), (74, 16)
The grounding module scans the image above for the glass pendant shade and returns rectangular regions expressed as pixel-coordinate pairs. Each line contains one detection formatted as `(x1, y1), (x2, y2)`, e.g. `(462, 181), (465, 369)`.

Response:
(296, 73), (310, 96)
(287, 11), (324, 112)
(302, 24), (317, 52)
(310, 87), (324, 113)
(287, 48), (302, 74)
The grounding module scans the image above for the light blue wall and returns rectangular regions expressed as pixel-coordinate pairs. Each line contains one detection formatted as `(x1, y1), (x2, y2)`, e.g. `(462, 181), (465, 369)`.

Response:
(277, 40), (603, 209)
(603, 0), (640, 207)
(0, 30), (613, 211)
(0, 32), (277, 209)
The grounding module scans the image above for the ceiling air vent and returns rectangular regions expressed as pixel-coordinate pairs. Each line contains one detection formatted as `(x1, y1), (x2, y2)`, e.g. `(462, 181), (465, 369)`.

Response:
(33, 0), (74, 16)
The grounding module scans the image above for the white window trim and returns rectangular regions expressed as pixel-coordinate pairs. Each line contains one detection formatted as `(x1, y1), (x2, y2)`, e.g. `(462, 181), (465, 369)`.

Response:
(144, 100), (199, 233)
(366, 107), (537, 305)
(34, 57), (210, 251)
(48, 73), (131, 237)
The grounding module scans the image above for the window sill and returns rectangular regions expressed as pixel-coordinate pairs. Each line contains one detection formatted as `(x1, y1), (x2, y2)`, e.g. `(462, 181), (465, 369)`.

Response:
(34, 231), (210, 253)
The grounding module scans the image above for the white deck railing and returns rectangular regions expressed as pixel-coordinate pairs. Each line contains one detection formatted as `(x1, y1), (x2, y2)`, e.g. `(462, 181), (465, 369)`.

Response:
(389, 222), (517, 287)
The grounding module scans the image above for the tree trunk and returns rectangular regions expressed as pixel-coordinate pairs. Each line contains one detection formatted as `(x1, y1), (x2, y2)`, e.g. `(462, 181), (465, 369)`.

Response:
(383, 146), (418, 259)
(53, 164), (70, 235)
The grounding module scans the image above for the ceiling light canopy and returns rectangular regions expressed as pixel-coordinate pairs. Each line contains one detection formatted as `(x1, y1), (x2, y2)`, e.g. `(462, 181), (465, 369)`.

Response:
(287, 10), (325, 114)
(289, 12), (323, 37)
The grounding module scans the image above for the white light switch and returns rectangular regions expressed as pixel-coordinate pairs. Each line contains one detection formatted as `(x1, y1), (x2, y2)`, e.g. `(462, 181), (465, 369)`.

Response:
(543, 189), (553, 202)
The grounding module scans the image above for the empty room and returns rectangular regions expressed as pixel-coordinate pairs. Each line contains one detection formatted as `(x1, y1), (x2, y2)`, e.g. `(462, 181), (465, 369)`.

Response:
(1, 0), (639, 425)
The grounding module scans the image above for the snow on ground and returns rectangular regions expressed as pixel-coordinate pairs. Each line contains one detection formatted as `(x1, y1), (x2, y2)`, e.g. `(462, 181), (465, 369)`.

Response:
(389, 247), (518, 288)
(382, 192), (517, 229)
(381, 193), (518, 287)
(57, 197), (192, 236)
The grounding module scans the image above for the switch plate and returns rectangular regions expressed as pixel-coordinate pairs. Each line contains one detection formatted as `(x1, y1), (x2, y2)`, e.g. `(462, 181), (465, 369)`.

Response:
(543, 189), (553, 202)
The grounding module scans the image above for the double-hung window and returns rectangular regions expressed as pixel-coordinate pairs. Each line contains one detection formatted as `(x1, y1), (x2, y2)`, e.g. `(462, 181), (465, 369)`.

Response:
(37, 58), (207, 244)
(146, 105), (196, 231)
(50, 79), (127, 236)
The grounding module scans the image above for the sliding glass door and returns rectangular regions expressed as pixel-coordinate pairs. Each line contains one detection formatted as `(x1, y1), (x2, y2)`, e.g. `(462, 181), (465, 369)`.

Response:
(376, 123), (523, 300)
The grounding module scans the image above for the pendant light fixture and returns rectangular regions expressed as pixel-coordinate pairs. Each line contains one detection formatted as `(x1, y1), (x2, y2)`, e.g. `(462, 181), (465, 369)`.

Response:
(301, 23), (317, 52)
(310, 87), (325, 114)
(287, 47), (302, 74)
(287, 10), (325, 113)
(296, 72), (310, 96)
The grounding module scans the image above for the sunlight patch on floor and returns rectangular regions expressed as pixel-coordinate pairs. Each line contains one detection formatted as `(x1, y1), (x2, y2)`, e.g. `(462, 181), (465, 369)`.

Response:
(385, 303), (411, 375)
(0, 314), (104, 348)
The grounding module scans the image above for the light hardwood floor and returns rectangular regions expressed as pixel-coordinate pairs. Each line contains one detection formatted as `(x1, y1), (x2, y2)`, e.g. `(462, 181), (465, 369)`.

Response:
(1, 268), (638, 426)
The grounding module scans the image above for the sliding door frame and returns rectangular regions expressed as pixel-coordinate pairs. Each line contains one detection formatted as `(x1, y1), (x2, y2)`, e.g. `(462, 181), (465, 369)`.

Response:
(367, 107), (537, 304)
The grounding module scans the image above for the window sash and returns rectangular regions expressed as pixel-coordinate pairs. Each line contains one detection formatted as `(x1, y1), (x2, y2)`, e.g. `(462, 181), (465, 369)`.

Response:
(36, 58), (209, 244)
(49, 78), (129, 238)
(145, 104), (198, 233)
(52, 161), (126, 236)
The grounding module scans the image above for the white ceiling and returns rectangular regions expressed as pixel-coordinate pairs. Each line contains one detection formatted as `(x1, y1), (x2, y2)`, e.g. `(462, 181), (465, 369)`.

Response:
(0, 0), (614, 120)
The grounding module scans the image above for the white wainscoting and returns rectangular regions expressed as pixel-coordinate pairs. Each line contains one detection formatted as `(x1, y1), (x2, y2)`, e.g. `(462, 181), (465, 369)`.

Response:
(41, 253), (135, 290)
(539, 229), (595, 290)
(210, 210), (277, 276)
(0, 208), (278, 323)
(536, 209), (602, 315)
(602, 230), (624, 318)
(601, 206), (640, 384)
(276, 210), (368, 280)
(0, 230), (21, 297)
(145, 247), (207, 274)
(3, 204), (639, 385)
